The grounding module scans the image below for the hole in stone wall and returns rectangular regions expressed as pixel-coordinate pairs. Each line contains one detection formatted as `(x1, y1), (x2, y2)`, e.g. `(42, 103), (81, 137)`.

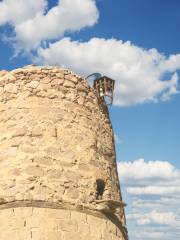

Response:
(96, 179), (105, 200)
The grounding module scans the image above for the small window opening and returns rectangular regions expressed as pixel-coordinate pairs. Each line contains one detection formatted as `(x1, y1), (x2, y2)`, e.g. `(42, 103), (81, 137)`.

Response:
(96, 179), (105, 200)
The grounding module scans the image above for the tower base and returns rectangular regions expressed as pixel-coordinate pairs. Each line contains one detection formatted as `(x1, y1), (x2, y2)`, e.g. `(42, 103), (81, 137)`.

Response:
(0, 206), (125, 240)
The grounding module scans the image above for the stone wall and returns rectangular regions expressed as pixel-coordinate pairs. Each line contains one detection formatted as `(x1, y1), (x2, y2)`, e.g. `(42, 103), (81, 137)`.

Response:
(0, 207), (124, 240)
(0, 65), (127, 239)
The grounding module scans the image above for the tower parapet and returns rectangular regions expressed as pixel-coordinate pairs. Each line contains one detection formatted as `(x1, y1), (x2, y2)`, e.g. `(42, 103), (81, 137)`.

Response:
(0, 65), (127, 240)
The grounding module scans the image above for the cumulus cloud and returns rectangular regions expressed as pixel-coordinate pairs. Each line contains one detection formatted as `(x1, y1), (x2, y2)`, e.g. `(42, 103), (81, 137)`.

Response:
(0, 1), (179, 106)
(127, 210), (177, 226)
(133, 230), (166, 240)
(36, 38), (180, 106)
(118, 159), (180, 239)
(0, 0), (47, 25)
(118, 158), (179, 181)
(118, 158), (180, 195)
(132, 197), (180, 211)
(127, 186), (180, 195)
(0, 0), (99, 50)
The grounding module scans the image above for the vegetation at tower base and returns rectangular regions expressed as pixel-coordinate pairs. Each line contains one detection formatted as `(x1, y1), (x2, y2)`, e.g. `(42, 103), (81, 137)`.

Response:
(0, 65), (128, 240)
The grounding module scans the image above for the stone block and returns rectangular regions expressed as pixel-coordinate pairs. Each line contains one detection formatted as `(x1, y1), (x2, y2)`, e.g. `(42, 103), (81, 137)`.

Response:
(51, 78), (64, 86)
(27, 81), (39, 89)
(9, 217), (25, 229)
(77, 97), (85, 105)
(0, 87), (3, 94)
(41, 77), (52, 84)
(46, 231), (62, 240)
(47, 209), (70, 219)
(0, 147), (17, 161)
(77, 222), (90, 234)
(31, 126), (43, 137)
(12, 127), (27, 137)
(47, 169), (63, 179)
(14, 207), (33, 218)
(15, 230), (32, 240)
(71, 211), (87, 223)
(4, 83), (18, 93)
(46, 89), (58, 99)
(31, 229), (45, 240)
(65, 187), (79, 199)
(34, 157), (53, 166)
(60, 219), (78, 232)
(26, 216), (41, 228)
(25, 166), (44, 177)
(65, 75), (78, 84)
(55, 72), (64, 78)
(62, 232), (82, 240)
(63, 80), (75, 88)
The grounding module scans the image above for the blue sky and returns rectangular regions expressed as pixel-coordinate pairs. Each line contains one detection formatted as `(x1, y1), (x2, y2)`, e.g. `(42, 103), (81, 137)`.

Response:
(79, 0), (180, 54)
(0, 0), (180, 239)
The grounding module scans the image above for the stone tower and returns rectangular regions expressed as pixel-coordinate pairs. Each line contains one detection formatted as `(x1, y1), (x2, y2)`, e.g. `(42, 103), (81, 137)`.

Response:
(0, 65), (128, 240)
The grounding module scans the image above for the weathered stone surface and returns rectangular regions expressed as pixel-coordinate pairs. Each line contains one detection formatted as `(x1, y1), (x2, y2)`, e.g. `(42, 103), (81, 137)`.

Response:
(65, 187), (79, 199)
(63, 80), (75, 88)
(41, 77), (51, 84)
(0, 87), (3, 94)
(0, 207), (126, 240)
(25, 166), (44, 177)
(65, 74), (78, 83)
(26, 81), (39, 89)
(12, 127), (27, 137)
(4, 83), (18, 93)
(77, 96), (85, 105)
(0, 70), (8, 77)
(51, 78), (64, 86)
(0, 65), (126, 240)
(31, 126), (43, 137)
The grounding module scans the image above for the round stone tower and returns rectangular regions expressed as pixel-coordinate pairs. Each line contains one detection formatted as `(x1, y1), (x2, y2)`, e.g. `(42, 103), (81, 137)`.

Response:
(0, 65), (127, 240)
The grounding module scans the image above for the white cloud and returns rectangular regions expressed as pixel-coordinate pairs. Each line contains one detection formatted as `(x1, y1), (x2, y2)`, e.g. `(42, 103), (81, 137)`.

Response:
(36, 37), (180, 106)
(0, 1), (179, 107)
(132, 197), (180, 210)
(0, 0), (47, 25)
(118, 158), (179, 180)
(118, 159), (180, 196)
(127, 210), (177, 226)
(0, 0), (99, 50)
(133, 230), (166, 240)
(118, 159), (180, 239)
(127, 186), (180, 196)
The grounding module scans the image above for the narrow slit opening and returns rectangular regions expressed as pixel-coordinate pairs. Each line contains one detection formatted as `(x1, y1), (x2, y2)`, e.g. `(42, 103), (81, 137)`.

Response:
(96, 179), (105, 200)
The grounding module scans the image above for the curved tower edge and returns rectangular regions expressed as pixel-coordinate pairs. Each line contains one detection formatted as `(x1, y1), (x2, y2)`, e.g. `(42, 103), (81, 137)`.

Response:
(0, 202), (128, 240)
